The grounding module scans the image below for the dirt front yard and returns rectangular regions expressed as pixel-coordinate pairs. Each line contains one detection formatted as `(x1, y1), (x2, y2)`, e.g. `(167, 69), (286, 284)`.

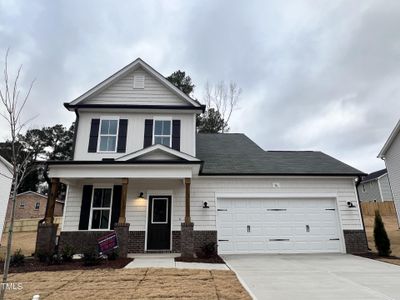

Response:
(5, 268), (251, 299)
(363, 215), (400, 264)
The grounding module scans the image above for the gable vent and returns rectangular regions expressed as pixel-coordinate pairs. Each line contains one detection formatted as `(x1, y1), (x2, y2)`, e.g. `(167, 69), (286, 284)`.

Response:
(133, 74), (145, 89)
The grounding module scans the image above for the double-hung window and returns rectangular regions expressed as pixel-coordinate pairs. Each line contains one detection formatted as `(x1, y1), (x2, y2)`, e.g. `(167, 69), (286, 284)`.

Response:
(98, 118), (119, 152)
(90, 188), (113, 230)
(153, 119), (172, 147)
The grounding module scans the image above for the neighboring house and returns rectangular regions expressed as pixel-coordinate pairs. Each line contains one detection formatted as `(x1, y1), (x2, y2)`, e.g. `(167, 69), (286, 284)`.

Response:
(42, 58), (367, 255)
(379, 119), (400, 222)
(0, 156), (12, 244)
(5, 191), (64, 222)
(357, 169), (393, 202)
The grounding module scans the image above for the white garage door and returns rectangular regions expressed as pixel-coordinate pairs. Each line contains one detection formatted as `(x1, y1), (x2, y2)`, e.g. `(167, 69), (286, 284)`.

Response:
(217, 198), (343, 254)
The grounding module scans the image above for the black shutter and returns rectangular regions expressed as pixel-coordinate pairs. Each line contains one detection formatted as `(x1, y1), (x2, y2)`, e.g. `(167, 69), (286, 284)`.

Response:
(117, 119), (128, 153)
(78, 185), (93, 230)
(143, 119), (153, 148)
(88, 119), (100, 153)
(111, 185), (122, 229)
(172, 120), (181, 151)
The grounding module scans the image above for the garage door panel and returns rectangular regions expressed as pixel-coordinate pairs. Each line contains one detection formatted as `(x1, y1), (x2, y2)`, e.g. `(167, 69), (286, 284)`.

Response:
(217, 198), (342, 254)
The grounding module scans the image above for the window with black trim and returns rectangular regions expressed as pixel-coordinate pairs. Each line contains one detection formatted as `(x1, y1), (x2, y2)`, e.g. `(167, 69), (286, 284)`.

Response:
(153, 120), (171, 147)
(34, 202), (40, 210)
(90, 188), (113, 229)
(98, 119), (118, 152)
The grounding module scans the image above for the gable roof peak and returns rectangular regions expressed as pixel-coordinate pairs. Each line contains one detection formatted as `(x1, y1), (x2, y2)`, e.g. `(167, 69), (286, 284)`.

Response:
(65, 58), (203, 110)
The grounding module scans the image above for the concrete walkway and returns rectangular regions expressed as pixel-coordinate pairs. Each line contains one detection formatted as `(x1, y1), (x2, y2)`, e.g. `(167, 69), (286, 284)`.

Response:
(125, 253), (229, 270)
(223, 254), (400, 300)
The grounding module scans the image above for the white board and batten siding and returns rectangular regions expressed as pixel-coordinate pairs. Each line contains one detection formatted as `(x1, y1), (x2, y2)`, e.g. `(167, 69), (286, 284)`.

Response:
(82, 67), (189, 106)
(62, 177), (362, 235)
(384, 132), (400, 221)
(74, 112), (196, 160)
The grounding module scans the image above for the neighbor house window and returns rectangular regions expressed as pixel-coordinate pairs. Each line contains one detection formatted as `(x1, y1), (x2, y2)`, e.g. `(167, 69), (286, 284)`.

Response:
(34, 202), (40, 210)
(98, 119), (118, 152)
(90, 188), (113, 230)
(19, 201), (25, 208)
(153, 120), (171, 147)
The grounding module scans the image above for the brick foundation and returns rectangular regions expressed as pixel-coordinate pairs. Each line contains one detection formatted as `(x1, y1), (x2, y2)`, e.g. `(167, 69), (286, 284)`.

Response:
(343, 230), (368, 253)
(114, 223), (130, 257)
(128, 231), (145, 253)
(58, 231), (111, 253)
(35, 223), (58, 255)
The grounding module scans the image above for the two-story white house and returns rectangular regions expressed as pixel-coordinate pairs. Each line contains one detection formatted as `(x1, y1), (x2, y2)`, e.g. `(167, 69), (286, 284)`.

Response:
(38, 58), (368, 257)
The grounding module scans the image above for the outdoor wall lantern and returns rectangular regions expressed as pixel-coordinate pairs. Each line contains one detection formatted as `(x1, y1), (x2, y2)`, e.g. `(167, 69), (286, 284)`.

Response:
(347, 201), (355, 208)
(138, 192), (144, 199)
(203, 202), (210, 208)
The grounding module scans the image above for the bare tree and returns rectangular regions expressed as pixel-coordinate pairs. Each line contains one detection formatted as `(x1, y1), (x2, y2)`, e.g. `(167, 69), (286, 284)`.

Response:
(204, 81), (241, 132)
(0, 49), (35, 300)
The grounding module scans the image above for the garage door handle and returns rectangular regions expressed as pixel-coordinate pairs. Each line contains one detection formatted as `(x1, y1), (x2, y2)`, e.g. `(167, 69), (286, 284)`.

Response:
(218, 239), (229, 242)
(269, 239), (290, 241)
(325, 208), (336, 211)
(267, 209), (287, 211)
(217, 209), (227, 211)
(329, 238), (339, 241)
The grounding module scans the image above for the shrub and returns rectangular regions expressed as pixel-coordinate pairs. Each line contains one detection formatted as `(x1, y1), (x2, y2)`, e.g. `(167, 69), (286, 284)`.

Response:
(107, 249), (119, 261)
(10, 249), (25, 267)
(197, 242), (217, 259)
(48, 253), (63, 265)
(81, 248), (102, 266)
(374, 210), (391, 257)
(36, 251), (50, 263)
(61, 245), (76, 262)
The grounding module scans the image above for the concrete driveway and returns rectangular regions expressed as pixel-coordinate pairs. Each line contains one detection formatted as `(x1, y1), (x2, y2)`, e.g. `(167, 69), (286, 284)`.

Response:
(223, 254), (400, 300)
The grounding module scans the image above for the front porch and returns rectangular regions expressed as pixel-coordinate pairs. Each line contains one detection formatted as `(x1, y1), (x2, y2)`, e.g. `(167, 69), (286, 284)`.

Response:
(36, 160), (215, 258)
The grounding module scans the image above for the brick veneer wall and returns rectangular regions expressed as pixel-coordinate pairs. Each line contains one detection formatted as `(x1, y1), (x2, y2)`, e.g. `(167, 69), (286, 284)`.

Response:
(343, 230), (368, 253)
(58, 231), (111, 253)
(6, 192), (63, 221)
(128, 231), (145, 253)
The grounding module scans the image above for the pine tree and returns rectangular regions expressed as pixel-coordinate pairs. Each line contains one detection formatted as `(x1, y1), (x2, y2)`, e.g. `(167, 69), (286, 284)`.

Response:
(373, 210), (391, 256)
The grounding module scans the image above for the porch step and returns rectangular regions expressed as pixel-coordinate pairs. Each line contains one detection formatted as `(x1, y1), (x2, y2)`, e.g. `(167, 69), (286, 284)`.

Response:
(145, 250), (176, 254)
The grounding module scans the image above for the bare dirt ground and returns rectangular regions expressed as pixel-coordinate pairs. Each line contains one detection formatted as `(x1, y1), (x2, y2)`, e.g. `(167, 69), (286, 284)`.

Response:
(363, 215), (400, 265)
(0, 232), (37, 257)
(5, 268), (251, 300)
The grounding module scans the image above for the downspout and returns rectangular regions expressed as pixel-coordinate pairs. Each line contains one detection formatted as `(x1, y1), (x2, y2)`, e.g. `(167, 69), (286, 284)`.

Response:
(355, 175), (370, 251)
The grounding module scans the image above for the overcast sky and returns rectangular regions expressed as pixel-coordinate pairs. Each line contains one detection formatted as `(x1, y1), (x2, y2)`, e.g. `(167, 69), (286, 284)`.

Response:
(0, 0), (399, 173)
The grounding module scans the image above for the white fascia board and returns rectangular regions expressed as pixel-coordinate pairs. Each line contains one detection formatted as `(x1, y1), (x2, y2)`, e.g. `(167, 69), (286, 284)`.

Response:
(378, 119), (400, 158)
(48, 164), (198, 179)
(116, 144), (200, 162)
(0, 155), (12, 175)
(68, 58), (201, 108)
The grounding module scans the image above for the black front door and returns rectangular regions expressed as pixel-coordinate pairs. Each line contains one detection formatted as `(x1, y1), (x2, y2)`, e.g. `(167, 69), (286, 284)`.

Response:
(147, 195), (171, 250)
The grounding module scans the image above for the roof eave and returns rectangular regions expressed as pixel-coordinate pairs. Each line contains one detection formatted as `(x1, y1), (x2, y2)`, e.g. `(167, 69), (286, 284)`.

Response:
(378, 119), (400, 158)
(64, 103), (205, 113)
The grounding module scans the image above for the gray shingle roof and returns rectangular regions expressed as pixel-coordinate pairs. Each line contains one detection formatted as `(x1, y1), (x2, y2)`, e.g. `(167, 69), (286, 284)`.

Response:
(196, 133), (364, 176)
(360, 169), (387, 182)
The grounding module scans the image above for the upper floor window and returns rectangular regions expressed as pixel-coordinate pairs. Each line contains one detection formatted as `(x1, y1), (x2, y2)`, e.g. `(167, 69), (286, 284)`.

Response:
(19, 201), (25, 208)
(98, 119), (119, 152)
(34, 202), (40, 210)
(153, 119), (172, 147)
